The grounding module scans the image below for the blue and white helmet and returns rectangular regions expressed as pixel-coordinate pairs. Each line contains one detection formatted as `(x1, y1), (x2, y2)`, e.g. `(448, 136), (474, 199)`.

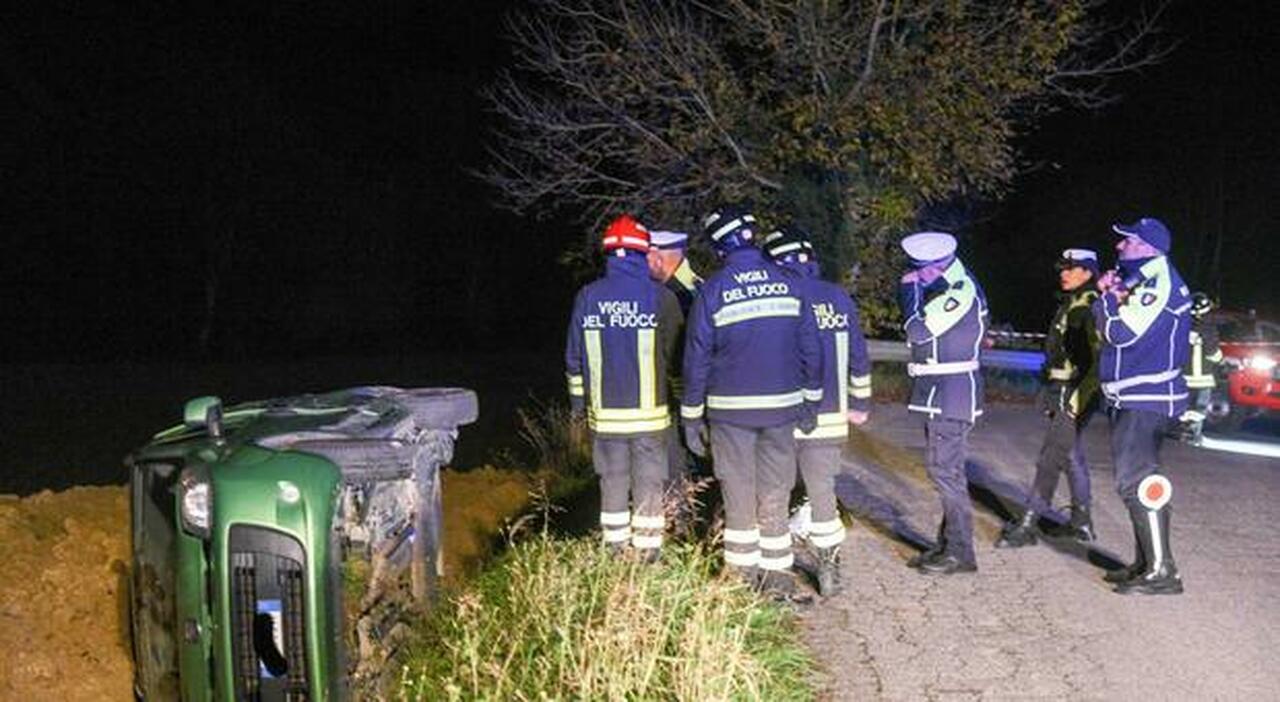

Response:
(703, 204), (757, 253)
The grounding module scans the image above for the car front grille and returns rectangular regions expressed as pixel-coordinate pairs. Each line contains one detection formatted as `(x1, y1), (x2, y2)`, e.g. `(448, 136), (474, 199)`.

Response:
(229, 526), (311, 702)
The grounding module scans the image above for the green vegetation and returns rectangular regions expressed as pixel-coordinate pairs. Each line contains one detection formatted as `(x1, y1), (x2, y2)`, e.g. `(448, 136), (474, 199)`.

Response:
(397, 536), (815, 701)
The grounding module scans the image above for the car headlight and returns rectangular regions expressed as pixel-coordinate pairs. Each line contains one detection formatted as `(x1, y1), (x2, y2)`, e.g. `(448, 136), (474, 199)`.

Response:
(179, 471), (212, 537)
(1244, 355), (1277, 371)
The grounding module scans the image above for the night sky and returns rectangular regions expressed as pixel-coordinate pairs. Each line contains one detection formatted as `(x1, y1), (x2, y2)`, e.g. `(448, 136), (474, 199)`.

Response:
(3, 0), (1277, 363)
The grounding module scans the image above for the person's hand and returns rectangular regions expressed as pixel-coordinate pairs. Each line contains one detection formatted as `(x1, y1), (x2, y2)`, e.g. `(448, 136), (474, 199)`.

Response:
(683, 418), (709, 458)
(846, 409), (869, 426)
(797, 402), (818, 434)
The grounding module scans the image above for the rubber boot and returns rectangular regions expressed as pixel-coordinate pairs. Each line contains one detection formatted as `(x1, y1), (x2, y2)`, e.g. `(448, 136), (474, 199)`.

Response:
(1068, 504), (1097, 543)
(1103, 517), (1146, 584)
(994, 510), (1038, 548)
(1114, 505), (1183, 595)
(759, 569), (797, 599)
(815, 546), (843, 597)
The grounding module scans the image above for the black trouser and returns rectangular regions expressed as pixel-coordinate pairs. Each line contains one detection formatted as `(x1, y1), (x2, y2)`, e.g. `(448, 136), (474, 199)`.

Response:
(1026, 410), (1092, 516)
(924, 417), (975, 564)
(1108, 409), (1169, 508)
(710, 422), (798, 571)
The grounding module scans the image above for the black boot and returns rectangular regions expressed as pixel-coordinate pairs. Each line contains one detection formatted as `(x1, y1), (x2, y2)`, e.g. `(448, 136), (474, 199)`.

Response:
(1114, 505), (1183, 595)
(1068, 504), (1097, 543)
(908, 520), (947, 568)
(1103, 516), (1147, 583)
(994, 510), (1038, 548)
(815, 546), (843, 597)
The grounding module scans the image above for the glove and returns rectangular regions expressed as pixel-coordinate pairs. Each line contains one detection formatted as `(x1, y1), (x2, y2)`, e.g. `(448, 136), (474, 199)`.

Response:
(683, 418), (709, 458)
(797, 401), (818, 435)
(1037, 382), (1067, 417)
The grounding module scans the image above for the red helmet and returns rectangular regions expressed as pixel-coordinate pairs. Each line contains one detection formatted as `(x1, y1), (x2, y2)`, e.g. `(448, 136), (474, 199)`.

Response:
(601, 214), (650, 253)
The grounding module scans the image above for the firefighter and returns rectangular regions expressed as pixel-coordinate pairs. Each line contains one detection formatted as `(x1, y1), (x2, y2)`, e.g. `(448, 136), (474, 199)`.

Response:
(1093, 217), (1189, 595)
(565, 215), (683, 561)
(897, 232), (989, 575)
(1178, 292), (1222, 443)
(997, 248), (1102, 547)
(681, 205), (822, 597)
(763, 225), (871, 596)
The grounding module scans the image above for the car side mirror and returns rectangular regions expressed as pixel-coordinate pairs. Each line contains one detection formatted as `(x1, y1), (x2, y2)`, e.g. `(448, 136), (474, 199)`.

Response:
(184, 396), (224, 439)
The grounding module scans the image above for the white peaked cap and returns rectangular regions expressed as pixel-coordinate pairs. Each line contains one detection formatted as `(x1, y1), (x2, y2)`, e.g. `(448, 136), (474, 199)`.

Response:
(900, 231), (957, 263)
(649, 230), (690, 250)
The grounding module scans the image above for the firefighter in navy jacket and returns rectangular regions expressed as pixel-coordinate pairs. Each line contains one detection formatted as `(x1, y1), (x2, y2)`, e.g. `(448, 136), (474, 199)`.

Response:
(764, 226), (871, 596)
(565, 215), (683, 559)
(1092, 217), (1190, 595)
(998, 248), (1102, 549)
(897, 232), (989, 575)
(681, 205), (822, 597)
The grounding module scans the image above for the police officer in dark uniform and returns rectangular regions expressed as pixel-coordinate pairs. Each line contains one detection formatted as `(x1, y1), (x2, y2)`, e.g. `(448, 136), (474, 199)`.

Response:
(681, 205), (822, 597)
(1093, 217), (1189, 595)
(647, 231), (705, 492)
(566, 215), (683, 561)
(1178, 293), (1223, 443)
(997, 248), (1101, 547)
(897, 232), (989, 575)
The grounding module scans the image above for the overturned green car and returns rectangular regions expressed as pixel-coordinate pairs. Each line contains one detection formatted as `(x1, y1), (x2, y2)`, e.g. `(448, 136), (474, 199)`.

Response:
(128, 386), (478, 701)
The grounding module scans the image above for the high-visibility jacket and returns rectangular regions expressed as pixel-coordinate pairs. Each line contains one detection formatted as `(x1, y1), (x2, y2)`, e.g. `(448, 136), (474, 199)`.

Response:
(1091, 255), (1191, 417)
(663, 258), (703, 409)
(681, 247), (822, 428)
(897, 258), (989, 423)
(784, 269), (872, 443)
(1184, 315), (1222, 390)
(565, 254), (683, 436)
(1043, 287), (1101, 416)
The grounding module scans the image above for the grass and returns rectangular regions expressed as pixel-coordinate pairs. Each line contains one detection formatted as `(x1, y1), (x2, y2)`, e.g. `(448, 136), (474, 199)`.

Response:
(394, 398), (816, 701)
(397, 536), (815, 701)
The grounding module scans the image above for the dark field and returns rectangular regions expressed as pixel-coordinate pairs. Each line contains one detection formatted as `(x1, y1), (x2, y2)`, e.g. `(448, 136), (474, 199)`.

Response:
(1, 351), (562, 496)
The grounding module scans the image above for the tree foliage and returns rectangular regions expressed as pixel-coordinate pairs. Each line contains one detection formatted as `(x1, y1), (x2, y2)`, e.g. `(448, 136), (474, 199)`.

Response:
(480, 0), (1169, 330)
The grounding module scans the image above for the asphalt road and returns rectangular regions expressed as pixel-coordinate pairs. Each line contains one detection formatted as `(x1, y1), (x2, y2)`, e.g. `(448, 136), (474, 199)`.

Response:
(804, 403), (1280, 700)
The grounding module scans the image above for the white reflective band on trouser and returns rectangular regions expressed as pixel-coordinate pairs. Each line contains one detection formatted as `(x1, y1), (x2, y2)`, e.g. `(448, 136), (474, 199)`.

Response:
(708, 390), (804, 410)
(1047, 367), (1075, 381)
(723, 527), (760, 545)
(1102, 368), (1182, 395)
(849, 386), (872, 399)
(681, 404), (705, 419)
(724, 549), (761, 567)
(632, 534), (663, 550)
(908, 359), (979, 377)
(758, 533), (792, 550)
(567, 374), (585, 396)
(631, 514), (666, 530)
(600, 511), (632, 527)
(802, 387), (824, 402)
(602, 528), (632, 544)
(713, 297), (802, 327)
(1185, 375), (1215, 389)
(759, 553), (795, 571)
(809, 528), (846, 549)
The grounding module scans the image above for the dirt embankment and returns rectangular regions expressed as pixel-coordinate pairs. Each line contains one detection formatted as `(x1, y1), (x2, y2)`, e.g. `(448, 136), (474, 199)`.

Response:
(0, 468), (533, 702)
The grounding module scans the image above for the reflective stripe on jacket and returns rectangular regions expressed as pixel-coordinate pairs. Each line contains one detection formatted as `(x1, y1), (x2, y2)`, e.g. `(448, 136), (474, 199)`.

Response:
(1092, 256), (1191, 417)
(565, 254), (683, 435)
(681, 247), (822, 428)
(786, 273), (871, 443)
(1044, 288), (1102, 416)
(897, 258), (989, 423)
